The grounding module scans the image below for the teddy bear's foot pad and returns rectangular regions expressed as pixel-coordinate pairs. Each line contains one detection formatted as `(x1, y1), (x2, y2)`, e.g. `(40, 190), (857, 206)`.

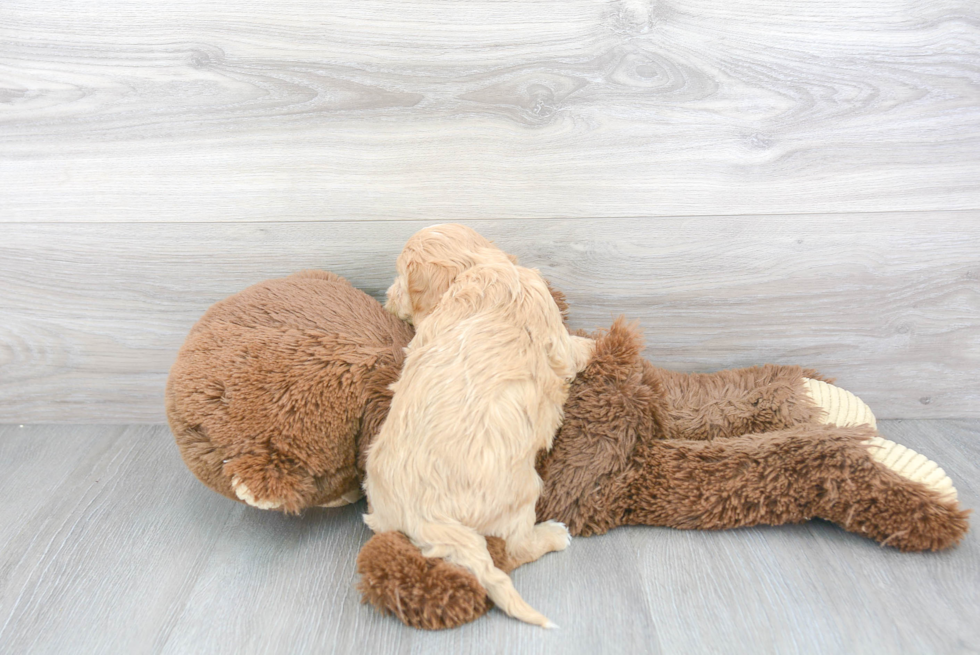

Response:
(802, 378), (877, 428)
(803, 378), (958, 503)
(231, 477), (283, 510)
(865, 436), (958, 503)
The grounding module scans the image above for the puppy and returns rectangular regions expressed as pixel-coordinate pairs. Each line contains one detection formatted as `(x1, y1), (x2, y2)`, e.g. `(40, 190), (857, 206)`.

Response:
(363, 224), (594, 628)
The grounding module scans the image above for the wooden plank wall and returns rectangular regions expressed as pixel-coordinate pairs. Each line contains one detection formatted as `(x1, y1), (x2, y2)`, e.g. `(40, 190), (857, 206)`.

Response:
(1, 0), (979, 422)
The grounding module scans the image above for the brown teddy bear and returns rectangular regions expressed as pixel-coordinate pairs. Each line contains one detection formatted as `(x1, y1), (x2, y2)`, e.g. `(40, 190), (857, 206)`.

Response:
(166, 269), (969, 631)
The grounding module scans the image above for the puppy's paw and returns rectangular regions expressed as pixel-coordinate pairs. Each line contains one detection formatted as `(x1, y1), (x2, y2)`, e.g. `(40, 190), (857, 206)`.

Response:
(537, 520), (572, 552)
(232, 476), (283, 511)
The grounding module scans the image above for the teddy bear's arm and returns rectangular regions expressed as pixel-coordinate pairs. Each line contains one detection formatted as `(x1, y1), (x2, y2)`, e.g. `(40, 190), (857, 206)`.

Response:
(356, 531), (517, 630)
(620, 424), (968, 552)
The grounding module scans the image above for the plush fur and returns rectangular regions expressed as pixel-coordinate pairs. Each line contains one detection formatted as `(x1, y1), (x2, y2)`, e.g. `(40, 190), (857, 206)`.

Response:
(364, 225), (593, 627)
(166, 270), (413, 513)
(356, 532), (517, 631)
(167, 270), (970, 632)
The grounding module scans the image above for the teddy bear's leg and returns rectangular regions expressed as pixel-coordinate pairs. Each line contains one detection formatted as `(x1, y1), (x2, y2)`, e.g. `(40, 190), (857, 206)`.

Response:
(653, 364), (828, 440)
(622, 424), (968, 551)
(801, 377), (876, 428)
(802, 378), (957, 502)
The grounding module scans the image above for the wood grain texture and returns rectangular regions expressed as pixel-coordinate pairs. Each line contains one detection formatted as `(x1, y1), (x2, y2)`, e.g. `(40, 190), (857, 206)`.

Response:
(0, 421), (976, 654)
(1, 0), (979, 222)
(2, 215), (978, 423)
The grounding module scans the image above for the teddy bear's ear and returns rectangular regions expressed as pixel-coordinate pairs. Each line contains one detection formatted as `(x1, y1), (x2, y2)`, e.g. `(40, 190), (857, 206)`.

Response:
(406, 259), (457, 321)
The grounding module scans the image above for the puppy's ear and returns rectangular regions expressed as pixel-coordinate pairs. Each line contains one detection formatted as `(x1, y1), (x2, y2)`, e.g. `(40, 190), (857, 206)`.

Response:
(406, 260), (457, 320)
(544, 281), (569, 324)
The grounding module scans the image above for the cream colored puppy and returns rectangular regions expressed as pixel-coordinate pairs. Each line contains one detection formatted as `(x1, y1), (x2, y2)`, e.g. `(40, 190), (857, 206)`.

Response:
(364, 224), (594, 628)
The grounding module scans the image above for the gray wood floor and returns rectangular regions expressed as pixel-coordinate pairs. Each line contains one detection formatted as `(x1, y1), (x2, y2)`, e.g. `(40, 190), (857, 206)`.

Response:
(0, 421), (976, 654)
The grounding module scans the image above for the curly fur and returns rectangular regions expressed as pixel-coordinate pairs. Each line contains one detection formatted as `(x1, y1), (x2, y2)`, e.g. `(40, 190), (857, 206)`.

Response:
(364, 225), (593, 627)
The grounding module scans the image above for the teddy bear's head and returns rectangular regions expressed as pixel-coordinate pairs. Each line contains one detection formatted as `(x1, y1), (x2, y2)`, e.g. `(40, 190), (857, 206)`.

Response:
(166, 270), (414, 511)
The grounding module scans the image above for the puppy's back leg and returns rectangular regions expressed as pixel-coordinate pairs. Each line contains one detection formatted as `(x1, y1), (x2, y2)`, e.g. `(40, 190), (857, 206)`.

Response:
(497, 505), (572, 567)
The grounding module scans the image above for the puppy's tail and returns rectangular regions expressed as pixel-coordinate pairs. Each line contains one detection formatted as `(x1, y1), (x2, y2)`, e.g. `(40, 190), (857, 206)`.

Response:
(414, 521), (554, 628)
